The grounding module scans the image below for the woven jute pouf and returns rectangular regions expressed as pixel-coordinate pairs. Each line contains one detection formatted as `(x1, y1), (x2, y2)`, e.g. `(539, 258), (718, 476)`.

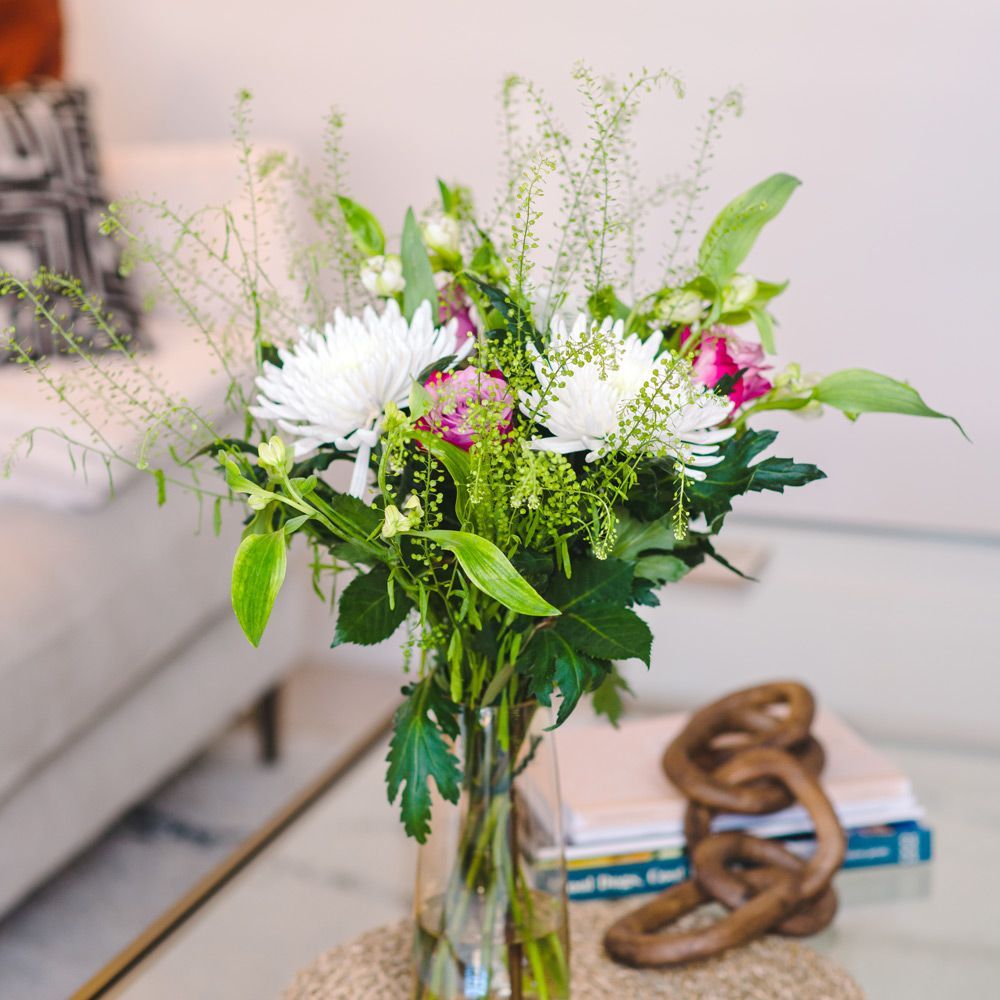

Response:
(283, 899), (864, 999)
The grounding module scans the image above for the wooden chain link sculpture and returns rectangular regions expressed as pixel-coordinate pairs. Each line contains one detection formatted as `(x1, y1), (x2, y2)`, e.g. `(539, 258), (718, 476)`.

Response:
(604, 682), (846, 967)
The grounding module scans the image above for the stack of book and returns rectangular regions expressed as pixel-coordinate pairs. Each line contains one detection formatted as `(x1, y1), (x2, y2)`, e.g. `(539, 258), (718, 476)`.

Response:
(524, 709), (932, 902)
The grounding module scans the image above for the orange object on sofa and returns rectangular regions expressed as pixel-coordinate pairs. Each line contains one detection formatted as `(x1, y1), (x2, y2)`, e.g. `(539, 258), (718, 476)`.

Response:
(0, 0), (63, 85)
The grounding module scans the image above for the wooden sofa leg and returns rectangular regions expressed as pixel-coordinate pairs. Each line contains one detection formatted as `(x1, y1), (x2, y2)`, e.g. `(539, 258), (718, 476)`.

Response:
(254, 684), (282, 765)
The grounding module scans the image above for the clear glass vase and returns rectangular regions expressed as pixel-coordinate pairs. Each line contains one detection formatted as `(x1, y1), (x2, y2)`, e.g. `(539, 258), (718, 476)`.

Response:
(412, 701), (570, 1000)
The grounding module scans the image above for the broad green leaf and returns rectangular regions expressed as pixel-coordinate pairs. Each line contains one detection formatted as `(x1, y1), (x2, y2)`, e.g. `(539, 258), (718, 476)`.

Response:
(555, 604), (652, 666)
(401, 207), (438, 322)
(386, 679), (461, 842)
(331, 564), (413, 646)
(520, 629), (607, 727)
(612, 514), (677, 562)
(337, 195), (384, 256)
(748, 305), (776, 354)
(231, 530), (287, 647)
(635, 554), (689, 584)
(545, 557), (634, 611)
(812, 369), (966, 436)
(592, 668), (632, 727)
(414, 529), (559, 617)
(698, 174), (801, 285)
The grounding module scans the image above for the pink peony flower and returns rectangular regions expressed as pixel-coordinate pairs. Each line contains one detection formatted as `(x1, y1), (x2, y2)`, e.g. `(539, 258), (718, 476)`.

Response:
(416, 367), (513, 451)
(437, 279), (478, 353)
(683, 326), (772, 409)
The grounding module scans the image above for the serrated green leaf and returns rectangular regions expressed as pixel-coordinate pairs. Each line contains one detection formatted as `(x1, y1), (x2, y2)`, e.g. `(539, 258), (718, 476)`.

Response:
(688, 429), (825, 526)
(401, 207), (438, 322)
(386, 679), (461, 842)
(592, 668), (632, 727)
(698, 174), (801, 285)
(331, 564), (413, 646)
(337, 195), (384, 256)
(231, 530), (287, 647)
(545, 557), (634, 611)
(414, 529), (558, 617)
(555, 604), (652, 666)
(812, 369), (966, 437)
(520, 629), (607, 727)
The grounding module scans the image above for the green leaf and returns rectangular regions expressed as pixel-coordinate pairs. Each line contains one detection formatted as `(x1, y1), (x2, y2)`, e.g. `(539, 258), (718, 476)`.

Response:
(611, 514), (677, 562)
(408, 380), (435, 420)
(812, 369), (966, 437)
(592, 668), (632, 727)
(331, 564), (413, 646)
(231, 530), (287, 647)
(698, 174), (801, 285)
(437, 178), (454, 213)
(326, 491), (383, 536)
(401, 207), (438, 322)
(545, 557), (634, 611)
(414, 530), (559, 617)
(212, 497), (222, 537)
(337, 195), (384, 256)
(469, 277), (538, 346)
(634, 554), (689, 584)
(386, 679), (461, 842)
(748, 456), (827, 494)
(520, 629), (607, 727)
(748, 305), (776, 354)
(687, 428), (824, 528)
(555, 604), (652, 666)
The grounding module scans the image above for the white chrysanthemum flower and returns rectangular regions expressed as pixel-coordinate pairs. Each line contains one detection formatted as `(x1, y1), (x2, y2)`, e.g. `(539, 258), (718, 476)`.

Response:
(250, 300), (463, 497)
(520, 314), (734, 480)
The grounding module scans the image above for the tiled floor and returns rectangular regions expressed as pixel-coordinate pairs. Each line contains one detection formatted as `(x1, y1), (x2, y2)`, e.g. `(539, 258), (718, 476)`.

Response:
(0, 662), (400, 1000)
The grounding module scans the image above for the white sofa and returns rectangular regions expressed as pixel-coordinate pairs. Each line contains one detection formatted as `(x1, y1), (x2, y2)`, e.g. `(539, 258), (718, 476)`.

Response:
(0, 142), (307, 916)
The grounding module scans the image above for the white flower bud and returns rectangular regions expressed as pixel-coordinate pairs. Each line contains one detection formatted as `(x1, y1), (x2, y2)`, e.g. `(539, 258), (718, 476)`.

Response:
(721, 273), (758, 312)
(656, 289), (705, 325)
(421, 214), (461, 257)
(360, 254), (406, 297)
(257, 435), (291, 474)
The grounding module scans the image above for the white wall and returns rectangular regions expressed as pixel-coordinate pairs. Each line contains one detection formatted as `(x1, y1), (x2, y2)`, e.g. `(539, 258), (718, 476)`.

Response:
(59, 1), (1000, 744)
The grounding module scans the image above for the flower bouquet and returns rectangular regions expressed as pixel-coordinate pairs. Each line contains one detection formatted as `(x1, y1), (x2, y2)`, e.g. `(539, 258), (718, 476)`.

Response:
(2, 69), (959, 999)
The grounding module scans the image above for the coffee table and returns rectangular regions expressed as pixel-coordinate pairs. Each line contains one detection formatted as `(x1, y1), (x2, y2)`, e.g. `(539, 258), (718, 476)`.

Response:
(73, 726), (1000, 1000)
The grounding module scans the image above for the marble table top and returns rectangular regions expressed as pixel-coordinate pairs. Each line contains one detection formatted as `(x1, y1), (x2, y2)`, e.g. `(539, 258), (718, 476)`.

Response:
(104, 738), (1000, 1000)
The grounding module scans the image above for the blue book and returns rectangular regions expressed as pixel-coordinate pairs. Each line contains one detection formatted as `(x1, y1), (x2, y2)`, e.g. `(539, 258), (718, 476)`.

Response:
(562, 820), (933, 901)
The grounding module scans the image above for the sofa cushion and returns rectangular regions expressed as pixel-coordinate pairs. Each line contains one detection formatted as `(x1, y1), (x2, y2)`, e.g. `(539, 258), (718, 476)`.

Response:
(0, 83), (143, 360)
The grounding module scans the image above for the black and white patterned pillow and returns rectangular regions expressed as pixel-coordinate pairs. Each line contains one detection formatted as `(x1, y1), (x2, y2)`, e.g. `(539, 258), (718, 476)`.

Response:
(0, 83), (142, 360)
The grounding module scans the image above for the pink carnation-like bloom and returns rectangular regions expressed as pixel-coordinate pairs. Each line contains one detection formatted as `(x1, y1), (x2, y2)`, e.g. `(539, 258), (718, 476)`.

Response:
(438, 280), (478, 352)
(416, 367), (513, 451)
(683, 326), (772, 409)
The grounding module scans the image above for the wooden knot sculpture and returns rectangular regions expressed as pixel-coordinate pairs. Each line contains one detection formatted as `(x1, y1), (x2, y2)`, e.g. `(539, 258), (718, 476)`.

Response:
(604, 682), (846, 967)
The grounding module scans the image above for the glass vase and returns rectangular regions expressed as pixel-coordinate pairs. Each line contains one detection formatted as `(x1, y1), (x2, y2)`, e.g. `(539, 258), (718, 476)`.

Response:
(412, 701), (570, 1000)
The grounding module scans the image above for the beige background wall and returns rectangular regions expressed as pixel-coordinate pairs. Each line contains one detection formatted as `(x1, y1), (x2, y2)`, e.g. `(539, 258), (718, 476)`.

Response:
(60, 1), (1000, 741)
